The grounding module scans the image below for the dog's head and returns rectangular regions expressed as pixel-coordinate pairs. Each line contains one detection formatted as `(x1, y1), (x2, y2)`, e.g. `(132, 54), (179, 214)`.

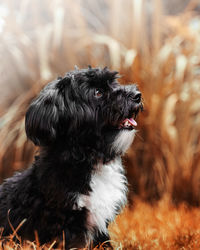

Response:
(25, 67), (143, 155)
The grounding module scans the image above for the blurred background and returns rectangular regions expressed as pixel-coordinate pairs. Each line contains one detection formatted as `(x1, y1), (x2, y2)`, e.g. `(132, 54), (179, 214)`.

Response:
(0, 0), (200, 208)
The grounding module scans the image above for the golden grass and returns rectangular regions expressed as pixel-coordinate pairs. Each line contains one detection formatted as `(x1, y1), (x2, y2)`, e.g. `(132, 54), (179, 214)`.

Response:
(1, 0), (200, 248)
(110, 197), (200, 249)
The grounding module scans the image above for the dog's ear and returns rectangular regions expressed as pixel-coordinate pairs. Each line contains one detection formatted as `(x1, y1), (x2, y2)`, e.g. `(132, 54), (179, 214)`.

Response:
(25, 81), (64, 146)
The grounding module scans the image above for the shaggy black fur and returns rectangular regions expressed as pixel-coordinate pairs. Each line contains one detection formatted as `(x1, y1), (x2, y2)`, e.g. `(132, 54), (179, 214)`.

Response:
(0, 67), (142, 249)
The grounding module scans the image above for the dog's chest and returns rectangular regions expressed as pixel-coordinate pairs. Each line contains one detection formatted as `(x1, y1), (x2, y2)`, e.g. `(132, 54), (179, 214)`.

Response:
(77, 157), (127, 234)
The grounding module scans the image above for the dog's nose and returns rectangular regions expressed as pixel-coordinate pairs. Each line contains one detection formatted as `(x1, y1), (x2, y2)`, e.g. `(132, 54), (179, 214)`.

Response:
(133, 92), (141, 103)
(123, 84), (142, 103)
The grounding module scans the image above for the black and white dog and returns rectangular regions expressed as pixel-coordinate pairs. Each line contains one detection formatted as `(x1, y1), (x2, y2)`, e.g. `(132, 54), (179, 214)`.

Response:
(0, 67), (142, 248)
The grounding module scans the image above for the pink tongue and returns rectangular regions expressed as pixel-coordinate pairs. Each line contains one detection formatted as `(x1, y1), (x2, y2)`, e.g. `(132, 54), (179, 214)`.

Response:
(128, 118), (137, 126)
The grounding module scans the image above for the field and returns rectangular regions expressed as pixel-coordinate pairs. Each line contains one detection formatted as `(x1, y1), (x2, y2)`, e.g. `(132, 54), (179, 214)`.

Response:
(0, 0), (200, 249)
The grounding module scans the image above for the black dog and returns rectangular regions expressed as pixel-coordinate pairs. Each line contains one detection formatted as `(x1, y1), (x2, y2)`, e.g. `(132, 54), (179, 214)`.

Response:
(0, 67), (142, 248)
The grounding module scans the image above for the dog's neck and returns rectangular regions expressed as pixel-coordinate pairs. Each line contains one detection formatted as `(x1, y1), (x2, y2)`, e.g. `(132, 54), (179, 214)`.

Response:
(41, 134), (117, 163)
(34, 145), (117, 205)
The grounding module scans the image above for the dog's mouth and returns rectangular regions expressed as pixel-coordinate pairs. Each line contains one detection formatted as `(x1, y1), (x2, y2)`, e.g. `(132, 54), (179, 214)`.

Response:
(119, 117), (137, 130)
(118, 106), (142, 130)
(120, 117), (137, 129)
(107, 103), (143, 131)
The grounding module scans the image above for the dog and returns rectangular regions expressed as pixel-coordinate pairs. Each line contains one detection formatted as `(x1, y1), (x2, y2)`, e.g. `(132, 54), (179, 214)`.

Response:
(0, 66), (142, 249)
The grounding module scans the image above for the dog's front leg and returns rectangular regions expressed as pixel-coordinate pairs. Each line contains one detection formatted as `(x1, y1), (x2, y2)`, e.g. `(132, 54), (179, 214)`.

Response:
(92, 232), (113, 249)
(62, 228), (88, 250)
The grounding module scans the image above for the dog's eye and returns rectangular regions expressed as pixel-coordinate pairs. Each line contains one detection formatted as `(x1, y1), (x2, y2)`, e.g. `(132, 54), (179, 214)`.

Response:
(94, 89), (103, 98)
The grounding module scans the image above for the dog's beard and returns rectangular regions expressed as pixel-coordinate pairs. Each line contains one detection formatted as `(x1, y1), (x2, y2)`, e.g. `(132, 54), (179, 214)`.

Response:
(111, 129), (136, 154)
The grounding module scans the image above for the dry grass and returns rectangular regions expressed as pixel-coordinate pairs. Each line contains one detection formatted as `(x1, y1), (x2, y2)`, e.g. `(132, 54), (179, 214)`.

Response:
(110, 197), (200, 249)
(125, 11), (200, 205)
(1, 0), (200, 248)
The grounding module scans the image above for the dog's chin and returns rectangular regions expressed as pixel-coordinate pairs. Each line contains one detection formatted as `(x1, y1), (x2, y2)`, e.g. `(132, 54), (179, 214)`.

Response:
(103, 115), (138, 155)
(111, 128), (136, 155)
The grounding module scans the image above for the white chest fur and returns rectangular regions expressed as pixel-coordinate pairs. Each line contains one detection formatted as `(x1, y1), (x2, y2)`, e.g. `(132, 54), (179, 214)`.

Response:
(77, 157), (128, 235)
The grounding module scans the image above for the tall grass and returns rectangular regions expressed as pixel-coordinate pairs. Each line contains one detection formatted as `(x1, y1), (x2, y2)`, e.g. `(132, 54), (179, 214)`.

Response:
(0, 0), (200, 248)
(126, 11), (200, 205)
